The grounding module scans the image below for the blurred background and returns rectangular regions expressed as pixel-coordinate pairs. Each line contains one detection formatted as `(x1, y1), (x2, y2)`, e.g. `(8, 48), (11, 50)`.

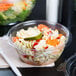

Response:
(0, 0), (76, 36)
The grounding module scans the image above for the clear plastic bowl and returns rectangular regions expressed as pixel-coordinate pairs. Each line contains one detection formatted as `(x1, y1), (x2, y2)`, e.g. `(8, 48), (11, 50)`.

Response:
(7, 20), (70, 66)
(65, 54), (76, 76)
(0, 0), (35, 25)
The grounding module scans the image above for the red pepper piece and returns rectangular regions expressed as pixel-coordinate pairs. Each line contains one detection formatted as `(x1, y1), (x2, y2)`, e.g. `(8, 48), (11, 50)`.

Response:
(12, 37), (19, 42)
(31, 56), (34, 58)
(23, 55), (27, 58)
(57, 34), (63, 39)
(32, 42), (38, 49)
(48, 36), (51, 40)
(44, 46), (48, 49)
(36, 39), (42, 42)
(47, 31), (52, 35)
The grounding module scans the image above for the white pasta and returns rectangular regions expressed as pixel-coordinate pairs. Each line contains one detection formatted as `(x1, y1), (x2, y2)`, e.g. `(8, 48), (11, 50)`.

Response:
(51, 29), (59, 40)
(59, 36), (66, 44)
(15, 38), (36, 51)
(16, 27), (41, 39)
(34, 40), (47, 51)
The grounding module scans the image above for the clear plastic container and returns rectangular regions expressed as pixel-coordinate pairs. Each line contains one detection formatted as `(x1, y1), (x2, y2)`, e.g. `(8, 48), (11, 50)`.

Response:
(7, 20), (70, 66)
(0, 0), (35, 25)
(65, 54), (76, 76)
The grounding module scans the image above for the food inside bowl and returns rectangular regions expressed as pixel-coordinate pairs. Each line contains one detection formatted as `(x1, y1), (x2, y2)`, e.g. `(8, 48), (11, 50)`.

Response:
(11, 23), (67, 65)
(0, 0), (35, 25)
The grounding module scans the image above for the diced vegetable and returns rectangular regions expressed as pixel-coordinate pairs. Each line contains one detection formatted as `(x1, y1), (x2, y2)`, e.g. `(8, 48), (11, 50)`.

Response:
(36, 39), (42, 42)
(24, 33), (42, 40)
(23, 55), (27, 58)
(0, 12), (7, 20)
(0, 3), (13, 11)
(23, 0), (28, 6)
(37, 24), (49, 31)
(33, 42), (38, 48)
(12, 37), (19, 42)
(57, 34), (63, 39)
(47, 31), (52, 35)
(46, 39), (59, 46)
(44, 46), (48, 49)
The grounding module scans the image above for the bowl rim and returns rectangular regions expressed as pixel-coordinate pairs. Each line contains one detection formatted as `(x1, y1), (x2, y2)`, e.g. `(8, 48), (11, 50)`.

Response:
(7, 20), (70, 52)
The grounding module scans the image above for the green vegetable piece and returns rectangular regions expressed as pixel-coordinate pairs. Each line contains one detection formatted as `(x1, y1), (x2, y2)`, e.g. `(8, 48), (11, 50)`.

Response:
(24, 33), (42, 40)
(0, 12), (7, 21)
(4, 9), (16, 19)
